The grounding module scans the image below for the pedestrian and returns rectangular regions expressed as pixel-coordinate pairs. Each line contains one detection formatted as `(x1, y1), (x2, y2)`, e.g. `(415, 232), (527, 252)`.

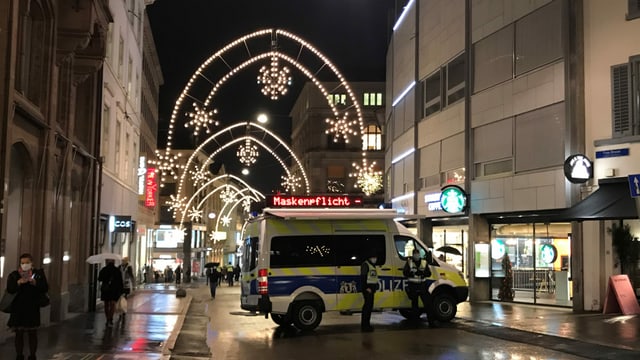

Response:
(233, 263), (240, 282)
(119, 257), (134, 299)
(142, 264), (149, 284)
(6, 253), (48, 360)
(360, 250), (379, 332)
(219, 266), (226, 286)
(98, 258), (124, 327)
(226, 262), (234, 286)
(175, 265), (182, 284)
(207, 266), (221, 298)
(403, 248), (436, 327)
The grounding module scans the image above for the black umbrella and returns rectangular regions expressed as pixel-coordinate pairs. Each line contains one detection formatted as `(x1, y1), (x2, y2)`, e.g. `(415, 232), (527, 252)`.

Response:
(204, 262), (220, 268)
(436, 246), (462, 256)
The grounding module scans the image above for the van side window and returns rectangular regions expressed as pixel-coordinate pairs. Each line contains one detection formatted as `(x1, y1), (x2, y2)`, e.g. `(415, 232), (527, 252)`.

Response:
(270, 235), (335, 268)
(394, 235), (428, 261)
(334, 235), (386, 266)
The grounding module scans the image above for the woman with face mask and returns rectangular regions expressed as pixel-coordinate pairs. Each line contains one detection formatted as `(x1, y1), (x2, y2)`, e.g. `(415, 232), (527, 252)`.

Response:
(6, 253), (49, 360)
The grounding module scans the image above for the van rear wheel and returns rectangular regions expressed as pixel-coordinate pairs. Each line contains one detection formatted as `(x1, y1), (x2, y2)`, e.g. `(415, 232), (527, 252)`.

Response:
(292, 301), (322, 331)
(271, 313), (292, 326)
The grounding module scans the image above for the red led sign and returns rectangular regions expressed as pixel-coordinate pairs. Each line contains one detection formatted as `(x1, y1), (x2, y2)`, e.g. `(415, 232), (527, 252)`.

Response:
(267, 195), (363, 208)
(144, 168), (158, 207)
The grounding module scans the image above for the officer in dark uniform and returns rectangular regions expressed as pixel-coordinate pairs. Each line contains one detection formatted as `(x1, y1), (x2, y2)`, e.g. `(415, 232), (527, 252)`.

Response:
(360, 249), (379, 332)
(403, 248), (436, 327)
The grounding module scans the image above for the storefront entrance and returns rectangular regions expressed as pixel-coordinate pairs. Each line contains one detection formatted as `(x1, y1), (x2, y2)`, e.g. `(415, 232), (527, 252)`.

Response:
(432, 226), (468, 279)
(490, 223), (572, 306)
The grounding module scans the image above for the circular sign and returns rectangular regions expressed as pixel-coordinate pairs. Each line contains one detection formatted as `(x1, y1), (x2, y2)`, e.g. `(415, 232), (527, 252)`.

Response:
(540, 244), (558, 264)
(491, 239), (506, 260)
(564, 154), (593, 184)
(439, 185), (467, 213)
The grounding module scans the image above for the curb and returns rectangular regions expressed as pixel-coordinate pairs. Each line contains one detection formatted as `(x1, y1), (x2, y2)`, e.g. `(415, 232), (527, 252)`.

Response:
(162, 292), (193, 357)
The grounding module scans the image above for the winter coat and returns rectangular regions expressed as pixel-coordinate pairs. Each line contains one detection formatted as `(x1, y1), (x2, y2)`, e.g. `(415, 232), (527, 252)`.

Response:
(6, 268), (48, 329)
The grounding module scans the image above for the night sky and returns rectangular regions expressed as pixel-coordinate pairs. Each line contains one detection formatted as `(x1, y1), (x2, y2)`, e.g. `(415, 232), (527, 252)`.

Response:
(147, 0), (398, 194)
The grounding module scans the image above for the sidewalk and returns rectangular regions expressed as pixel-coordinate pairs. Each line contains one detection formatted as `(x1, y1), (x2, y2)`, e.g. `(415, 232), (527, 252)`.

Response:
(0, 282), (194, 360)
(1, 283), (639, 358)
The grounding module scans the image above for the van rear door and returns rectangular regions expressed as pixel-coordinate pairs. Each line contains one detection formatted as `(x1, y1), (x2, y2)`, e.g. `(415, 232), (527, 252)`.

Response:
(240, 234), (260, 311)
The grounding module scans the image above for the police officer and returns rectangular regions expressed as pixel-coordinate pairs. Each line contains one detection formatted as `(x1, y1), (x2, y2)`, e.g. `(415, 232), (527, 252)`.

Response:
(403, 248), (436, 326)
(360, 250), (379, 332)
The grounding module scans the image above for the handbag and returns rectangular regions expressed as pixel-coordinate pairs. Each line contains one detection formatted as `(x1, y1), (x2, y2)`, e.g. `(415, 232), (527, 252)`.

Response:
(116, 295), (128, 314)
(39, 292), (50, 307)
(0, 291), (16, 313)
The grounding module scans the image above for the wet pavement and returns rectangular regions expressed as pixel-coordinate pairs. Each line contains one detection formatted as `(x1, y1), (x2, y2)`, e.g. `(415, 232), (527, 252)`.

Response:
(0, 281), (638, 359)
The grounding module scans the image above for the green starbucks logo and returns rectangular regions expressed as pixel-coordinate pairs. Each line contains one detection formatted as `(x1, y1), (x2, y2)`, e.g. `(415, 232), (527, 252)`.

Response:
(439, 185), (467, 213)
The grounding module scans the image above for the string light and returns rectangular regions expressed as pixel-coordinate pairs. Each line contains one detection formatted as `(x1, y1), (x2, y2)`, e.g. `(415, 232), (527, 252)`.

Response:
(220, 215), (232, 227)
(325, 111), (358, 143)
(148, 151), (184, 187)
(187, 207), (203, 222)
(350, 157), (383, 196)
(185, 102), (219, 136)
(220, 186), (237, 204)
(166, 195), (187, 218)
(237, 138), (259, 166)
(242, 198), (252, 213)
(257, 56), (292, 100)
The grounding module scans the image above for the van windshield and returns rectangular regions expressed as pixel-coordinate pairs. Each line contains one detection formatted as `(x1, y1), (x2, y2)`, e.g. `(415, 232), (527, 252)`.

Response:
(242, 236), (259, 272)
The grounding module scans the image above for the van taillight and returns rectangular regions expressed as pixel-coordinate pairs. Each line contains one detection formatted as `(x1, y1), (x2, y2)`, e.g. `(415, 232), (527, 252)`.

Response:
(257, 268), (268, 295)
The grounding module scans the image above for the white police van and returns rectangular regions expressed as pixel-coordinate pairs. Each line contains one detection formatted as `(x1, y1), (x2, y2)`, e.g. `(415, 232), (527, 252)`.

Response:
(239, 208), (468, 331)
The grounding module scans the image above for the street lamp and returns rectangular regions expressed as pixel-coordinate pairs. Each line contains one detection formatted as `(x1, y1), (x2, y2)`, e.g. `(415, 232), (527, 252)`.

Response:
(242, 168), (250, 175)
(257, 113), (268, 123)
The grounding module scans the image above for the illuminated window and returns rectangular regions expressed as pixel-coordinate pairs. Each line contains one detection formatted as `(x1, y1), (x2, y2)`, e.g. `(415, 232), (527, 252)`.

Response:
(363, 92), (383, 106)
(115, 120), (121, 175)
(327, 93), (347, 106)
(362, 124), (382, 150)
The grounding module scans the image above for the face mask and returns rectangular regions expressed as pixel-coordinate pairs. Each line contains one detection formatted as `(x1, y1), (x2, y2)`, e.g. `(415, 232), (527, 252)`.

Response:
(369, 257), (377, 264)
(21, 263), (32, 271)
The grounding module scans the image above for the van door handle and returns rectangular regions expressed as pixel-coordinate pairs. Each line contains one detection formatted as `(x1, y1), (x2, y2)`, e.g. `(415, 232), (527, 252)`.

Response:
(381, 267), (391, 271)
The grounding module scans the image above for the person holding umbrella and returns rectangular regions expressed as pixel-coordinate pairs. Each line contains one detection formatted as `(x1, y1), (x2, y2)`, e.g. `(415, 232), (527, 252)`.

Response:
(98, 259), (124, 327)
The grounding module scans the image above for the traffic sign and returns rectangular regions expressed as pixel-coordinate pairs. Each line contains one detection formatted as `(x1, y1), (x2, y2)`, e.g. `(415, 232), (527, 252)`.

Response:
(628, 174), (640, 198)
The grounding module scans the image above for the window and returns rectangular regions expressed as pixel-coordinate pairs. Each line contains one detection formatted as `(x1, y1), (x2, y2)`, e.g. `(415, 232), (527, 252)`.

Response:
(515, 0), (562, 76)
(16, 0), (48, 108)
(102, 105), (110, 167)
(106, 24), (113, 63)
(628, 0), (640, 20)
(515, 102), (565, 172)
(127, 56), (133, 96)
(362, 124), (382, 150)
(118, 35), (125, 80)
(115, 120), (121, 175)
(327, 93), (347, 106)
(612, 56), (640, 137)
(474, 25), (513, 92)
(242, 236), (259, 272)
(124, 133), (130, 181)
(394, 235), (434, 264)
(334, 235), (386, 266)
(422, 53), (466, 118)
(270, 235), (335, 268)
(363, 92), (383, 106)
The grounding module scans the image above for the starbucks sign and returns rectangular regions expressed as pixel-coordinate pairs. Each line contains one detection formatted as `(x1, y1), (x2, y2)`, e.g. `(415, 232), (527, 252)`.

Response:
(439, 185), (468, 213)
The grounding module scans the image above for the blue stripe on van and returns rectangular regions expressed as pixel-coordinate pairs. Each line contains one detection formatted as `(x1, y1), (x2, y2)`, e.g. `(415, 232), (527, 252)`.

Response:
(269, 275), (337, 295)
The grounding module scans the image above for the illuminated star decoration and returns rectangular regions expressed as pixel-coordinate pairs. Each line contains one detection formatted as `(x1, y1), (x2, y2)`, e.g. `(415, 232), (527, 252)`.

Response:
(220, 215), (232, 227)
(166, 195), (187, 218)
(190, 169), (210, 187)
(281, 174), (301, 193)
(325, 112), (357, 143)
(237, 138), (259, 166)
(220, 186), (237, 204)
(184, 102), (219, 136)
(242, 198), (251, 213)
(187, 207), (203, 222)
(209, 231), (217, 241)
(257, 56), (292, 100)
(349, 157), (383, 196)
(148, 151), (184, 187)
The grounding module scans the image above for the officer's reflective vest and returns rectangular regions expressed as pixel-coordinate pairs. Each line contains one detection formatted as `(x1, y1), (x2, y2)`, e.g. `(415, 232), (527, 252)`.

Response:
(407, 258), (428, 283)
(365, 261), (378, 285)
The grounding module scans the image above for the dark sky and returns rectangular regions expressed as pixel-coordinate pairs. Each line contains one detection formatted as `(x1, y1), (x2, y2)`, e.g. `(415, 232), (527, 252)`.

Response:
(147, 0), (398, 194)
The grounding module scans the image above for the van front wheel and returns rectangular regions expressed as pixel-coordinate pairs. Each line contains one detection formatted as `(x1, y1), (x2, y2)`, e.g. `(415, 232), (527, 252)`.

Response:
(292, 301), (322, 331)
(432, 292), (457, 322)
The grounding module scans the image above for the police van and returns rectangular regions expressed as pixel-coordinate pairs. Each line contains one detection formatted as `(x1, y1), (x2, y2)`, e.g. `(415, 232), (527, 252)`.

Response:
(239, 208), (468, 331)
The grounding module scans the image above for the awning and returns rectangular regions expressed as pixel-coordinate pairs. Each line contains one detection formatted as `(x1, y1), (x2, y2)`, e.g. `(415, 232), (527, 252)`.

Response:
(559, 177), (638, 221)
(484, 177), (638, 224)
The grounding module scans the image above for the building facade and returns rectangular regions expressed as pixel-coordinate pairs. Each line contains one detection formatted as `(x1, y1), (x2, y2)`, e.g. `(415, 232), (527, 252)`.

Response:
(387, 0), (640, 311)
(0, 0), (111, 342)
(290, 82), (386, 207)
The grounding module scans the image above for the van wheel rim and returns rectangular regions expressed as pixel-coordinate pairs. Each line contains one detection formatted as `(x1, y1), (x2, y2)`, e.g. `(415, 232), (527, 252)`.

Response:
(299, 307), (317, 324)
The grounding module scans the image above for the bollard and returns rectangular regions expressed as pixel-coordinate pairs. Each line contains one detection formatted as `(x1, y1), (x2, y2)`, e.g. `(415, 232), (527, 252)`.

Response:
(176, 288), (187, 298)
